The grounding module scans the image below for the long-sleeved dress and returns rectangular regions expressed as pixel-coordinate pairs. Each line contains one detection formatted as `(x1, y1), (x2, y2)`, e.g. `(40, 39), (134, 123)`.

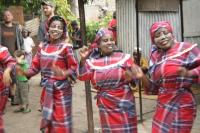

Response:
(27, 42), (77, 133)
(79, 52), (137, 133)
(148, 42), (200, 133)
(0, 46), (15, 133)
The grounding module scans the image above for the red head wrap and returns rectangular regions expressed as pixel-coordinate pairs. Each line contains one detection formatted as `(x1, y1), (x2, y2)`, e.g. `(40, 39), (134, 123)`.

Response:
(150, 21), (173, 44)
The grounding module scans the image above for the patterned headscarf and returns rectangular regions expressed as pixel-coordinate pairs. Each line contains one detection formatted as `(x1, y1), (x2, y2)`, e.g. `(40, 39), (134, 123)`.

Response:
(150, 21), (173, 44)
(93, 28), (113, 45)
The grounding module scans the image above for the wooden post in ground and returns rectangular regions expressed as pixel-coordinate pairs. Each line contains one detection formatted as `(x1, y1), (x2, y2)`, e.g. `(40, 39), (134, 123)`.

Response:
(78, 0), (95, 132)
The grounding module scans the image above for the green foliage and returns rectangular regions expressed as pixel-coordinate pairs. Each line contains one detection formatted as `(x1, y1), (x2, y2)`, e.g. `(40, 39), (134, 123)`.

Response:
(86, 12), (112, 43)
(0, 0), (76, 22)
(22, 0), (41, 15)
(86, 21), (100, 43)
(0, 4), (6, 16)
(53, 0), (76, 21)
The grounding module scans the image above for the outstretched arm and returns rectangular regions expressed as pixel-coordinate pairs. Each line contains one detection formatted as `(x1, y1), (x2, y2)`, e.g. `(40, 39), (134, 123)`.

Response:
(26, 47), (41, 78)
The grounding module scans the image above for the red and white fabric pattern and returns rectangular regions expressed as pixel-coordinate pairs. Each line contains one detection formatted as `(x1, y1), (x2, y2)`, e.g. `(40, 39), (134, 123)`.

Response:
(148, 42), (200, 133)
(79, 52), (137, 133)
(27, 42), (77, 132)
(0, 46), (15, 133)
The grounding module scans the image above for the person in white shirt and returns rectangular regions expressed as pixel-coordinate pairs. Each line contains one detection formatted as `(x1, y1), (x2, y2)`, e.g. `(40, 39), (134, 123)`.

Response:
(22, 28), (35, 67)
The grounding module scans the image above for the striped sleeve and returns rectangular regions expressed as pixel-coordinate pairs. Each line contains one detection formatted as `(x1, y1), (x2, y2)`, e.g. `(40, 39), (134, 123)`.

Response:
(65, 46), (78, 79)
(0, 46), (15, 69)
(78, 60), (93, 81)
(186, 45), (200, 83)
(27, 47), (41, 77)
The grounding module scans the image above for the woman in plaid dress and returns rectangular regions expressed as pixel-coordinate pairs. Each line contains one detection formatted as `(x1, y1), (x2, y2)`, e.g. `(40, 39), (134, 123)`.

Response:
(128, 21), (200, 133)
(21, 16), (77, 133)
(0, 46), (15, 133)
(78, 28), (138, 133)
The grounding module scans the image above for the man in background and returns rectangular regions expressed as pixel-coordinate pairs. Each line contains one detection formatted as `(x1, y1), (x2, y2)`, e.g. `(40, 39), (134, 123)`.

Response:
(132, 47), (148, 92)
(0, 9), (24, 105)
(37, 0), (55, 43)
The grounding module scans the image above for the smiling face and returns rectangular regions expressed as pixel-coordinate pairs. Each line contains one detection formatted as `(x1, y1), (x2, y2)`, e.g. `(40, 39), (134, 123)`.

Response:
(154, 27), (174, 50)
(48, 20), (64, 40)
(98, 34), (115, 56)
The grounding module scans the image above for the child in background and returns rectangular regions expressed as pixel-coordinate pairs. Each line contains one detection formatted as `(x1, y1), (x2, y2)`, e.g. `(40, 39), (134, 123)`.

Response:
(13, 50), (31, 113)
(22, 28), (35, 67)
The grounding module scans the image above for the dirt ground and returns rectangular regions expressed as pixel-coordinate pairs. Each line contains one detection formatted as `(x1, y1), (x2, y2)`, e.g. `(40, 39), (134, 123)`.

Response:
(3, 74), (200, 133)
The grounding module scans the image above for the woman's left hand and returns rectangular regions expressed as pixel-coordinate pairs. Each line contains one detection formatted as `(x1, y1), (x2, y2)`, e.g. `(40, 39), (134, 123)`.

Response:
(52, 63), (69, 77)
(3, 68), (12, 87)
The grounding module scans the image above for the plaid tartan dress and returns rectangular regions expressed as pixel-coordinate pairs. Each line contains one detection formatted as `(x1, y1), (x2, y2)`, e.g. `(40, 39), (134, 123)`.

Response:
(79, 52), (137, 133)
(0, 46), (15, 133)
(148, 42), (200, 133)
(27, 42), (77, 133)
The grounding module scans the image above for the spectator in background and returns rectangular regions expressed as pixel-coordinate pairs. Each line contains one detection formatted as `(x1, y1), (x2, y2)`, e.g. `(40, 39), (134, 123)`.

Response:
(133, 47), (148, 74)
(131, 47), (148, 92)
(70, 20), (82, 61)
(22, 28), (35, 67)
(108, 11), (117, 43)
(0, 9), (24, 55)
(37, 0), (55, 43)
(14, 50), (31, 114)
(0, 9), (24, 106)
(70, 20), (82, 50)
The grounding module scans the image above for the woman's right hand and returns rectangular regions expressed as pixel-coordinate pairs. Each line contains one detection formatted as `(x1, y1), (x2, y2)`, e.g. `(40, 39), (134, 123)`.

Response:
(79, 46), (91, 60)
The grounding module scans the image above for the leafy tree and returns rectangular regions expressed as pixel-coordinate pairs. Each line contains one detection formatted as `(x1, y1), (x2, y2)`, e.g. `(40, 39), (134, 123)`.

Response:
(0, 0), (76, 21)
(86, 12), (112, 43)
(53, 0), (76, 21)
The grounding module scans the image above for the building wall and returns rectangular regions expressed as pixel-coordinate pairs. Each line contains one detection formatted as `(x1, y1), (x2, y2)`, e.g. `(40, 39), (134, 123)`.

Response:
(116, 0), (137, 55)
(183, 0), (200, 46)
(116, 0), (182, 58)
(84, 0), (116, 22)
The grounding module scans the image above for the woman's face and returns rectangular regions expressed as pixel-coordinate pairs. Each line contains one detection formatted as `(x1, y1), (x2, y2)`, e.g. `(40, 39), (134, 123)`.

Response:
(98, 34), (115, 56)
(154, 27), (174, 50)
(49, 20), (64, 40)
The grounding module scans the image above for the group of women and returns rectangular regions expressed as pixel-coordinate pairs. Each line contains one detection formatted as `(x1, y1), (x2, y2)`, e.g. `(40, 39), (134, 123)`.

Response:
(0, 14), (199, 133)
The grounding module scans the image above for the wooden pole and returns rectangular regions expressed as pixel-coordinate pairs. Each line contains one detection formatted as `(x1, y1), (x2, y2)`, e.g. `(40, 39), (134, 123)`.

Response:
(136, 0), (143, 122)
(78, 0), (95, 132)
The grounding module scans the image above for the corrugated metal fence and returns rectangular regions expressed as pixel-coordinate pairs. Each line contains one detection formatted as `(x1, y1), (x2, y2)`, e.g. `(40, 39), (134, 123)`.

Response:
(117, 0), (182, 58)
